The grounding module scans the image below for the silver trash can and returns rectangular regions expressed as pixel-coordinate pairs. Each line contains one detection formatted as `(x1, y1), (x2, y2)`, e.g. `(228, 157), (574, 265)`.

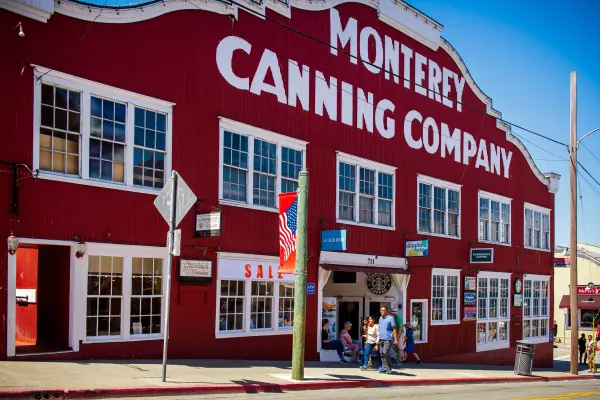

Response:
(514, 341), (536, 376)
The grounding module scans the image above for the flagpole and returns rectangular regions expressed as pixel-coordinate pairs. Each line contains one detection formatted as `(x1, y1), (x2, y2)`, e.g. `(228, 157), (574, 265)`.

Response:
(291, 170), (309, 381)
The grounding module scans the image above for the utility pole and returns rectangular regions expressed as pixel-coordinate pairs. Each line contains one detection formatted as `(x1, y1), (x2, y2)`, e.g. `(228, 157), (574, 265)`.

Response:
(291, 170), (309, 381)
(569, 71), (578, 376)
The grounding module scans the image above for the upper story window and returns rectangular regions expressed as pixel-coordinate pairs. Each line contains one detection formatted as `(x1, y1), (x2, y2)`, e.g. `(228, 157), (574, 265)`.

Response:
(219, 119), (307, 212)
(524, 203), (551, 251)
(336, 152), (396, 230)
(431, 268), (460, 325)
(417, 175), (461, 238)
(478, 191), (511, 246)
(33, 66), (174, 194)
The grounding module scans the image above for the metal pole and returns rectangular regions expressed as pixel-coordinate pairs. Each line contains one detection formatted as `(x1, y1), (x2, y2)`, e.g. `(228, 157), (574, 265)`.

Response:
(291, 170), (309, 381)
(162, 170), (178, 382)
(569, 71), (579, 375)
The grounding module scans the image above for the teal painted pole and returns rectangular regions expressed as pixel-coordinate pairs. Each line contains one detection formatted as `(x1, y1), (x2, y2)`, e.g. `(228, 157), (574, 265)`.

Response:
(291, 170), (309, 381)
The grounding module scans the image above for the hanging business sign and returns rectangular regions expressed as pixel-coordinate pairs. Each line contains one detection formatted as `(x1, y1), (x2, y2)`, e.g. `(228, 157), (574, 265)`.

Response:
(464, 292), (476, 306)
(178, 259), (212, 284)
(514, 294), (523, 307)
(321, 229), (347, 251)
(195, 211), (221, 237)
(470, 248), (493, 263)
(553, 257), (570, 267)
(405, 239), (429, 257)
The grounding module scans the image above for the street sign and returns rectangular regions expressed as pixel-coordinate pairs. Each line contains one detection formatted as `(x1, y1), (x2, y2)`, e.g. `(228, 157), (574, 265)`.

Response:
(168, 229), (181, 256)
(154, 174), (197, 228)
(307, 283), (315, 295)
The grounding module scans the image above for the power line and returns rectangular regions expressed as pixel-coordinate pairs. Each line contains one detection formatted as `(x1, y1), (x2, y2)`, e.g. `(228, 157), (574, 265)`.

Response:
(582, 143), (600, 166)
(577, 160), (600, 189)
(512, 131), (568, 160)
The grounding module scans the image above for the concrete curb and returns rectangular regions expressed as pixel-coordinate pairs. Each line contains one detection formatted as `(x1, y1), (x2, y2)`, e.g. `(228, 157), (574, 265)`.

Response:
(3, 374), (599, 399)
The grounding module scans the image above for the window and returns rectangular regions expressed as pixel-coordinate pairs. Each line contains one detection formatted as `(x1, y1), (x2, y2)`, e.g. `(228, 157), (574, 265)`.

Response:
(567, 309), (600, 329)
(478, 191), (511, 245)
(251, 281), (274, 329)
(85, 245), (166, 342)
(278, 282), (295, 328)
(524, 203), (551, 251)
(476, 272), (510, 351)
(34, 66), (173, 193)
(219, 119), (306, 212)
(130, 258), (163, 335)
(418, 175), (461, 238)
(523, 275), (550, 342)
(336, 153), (396, 228)
(219, 280), (245, 331)
(333, 271), (357, 284)
(431, 268), (460, 324)
(410, 300), (427, 342)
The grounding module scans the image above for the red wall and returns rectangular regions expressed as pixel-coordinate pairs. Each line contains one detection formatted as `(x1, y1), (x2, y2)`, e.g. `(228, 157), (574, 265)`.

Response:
(0, 2), (555, 363)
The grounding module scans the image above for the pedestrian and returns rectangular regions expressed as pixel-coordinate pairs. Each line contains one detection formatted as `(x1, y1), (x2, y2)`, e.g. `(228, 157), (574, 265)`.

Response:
(359, 316), (382, 371)
(587, 338), (597, 373)
(377, 306), (398, 374)
(321, 319), (349, 364)
(361, 317), (371, 368)
(403, 322), (422, 364)
(579, 333), (588, 365)
(552, 320), (558, 343)
(340, 321), (360, 363)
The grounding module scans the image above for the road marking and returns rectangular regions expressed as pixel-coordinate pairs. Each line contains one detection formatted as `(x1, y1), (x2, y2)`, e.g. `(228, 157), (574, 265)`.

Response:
(513, 392), (600, 400)
(554, 355), (572, 360)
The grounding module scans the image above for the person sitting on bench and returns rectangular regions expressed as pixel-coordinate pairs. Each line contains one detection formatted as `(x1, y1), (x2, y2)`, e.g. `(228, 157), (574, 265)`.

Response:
(321, 319), (349, 364)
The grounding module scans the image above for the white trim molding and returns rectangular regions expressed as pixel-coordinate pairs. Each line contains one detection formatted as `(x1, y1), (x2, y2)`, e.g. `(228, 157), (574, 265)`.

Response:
(475, 271), (511, 352)
(319, 251), (407, 269)
(409, 298), (428, 343)
(0, 0), (54, 22)
(417, 174), (462, 239)
(430, 267), (460, 326)
(522, 274), (551, 344)
(477, 190), (512, 247)
(523, 202), (551, 252)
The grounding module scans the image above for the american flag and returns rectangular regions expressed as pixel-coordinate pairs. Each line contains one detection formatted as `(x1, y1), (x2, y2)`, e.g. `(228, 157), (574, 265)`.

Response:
(279, 198), (298, 263)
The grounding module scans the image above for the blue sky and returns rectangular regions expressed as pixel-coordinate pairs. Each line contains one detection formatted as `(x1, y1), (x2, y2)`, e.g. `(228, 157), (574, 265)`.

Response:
(409, 0), (600, 247)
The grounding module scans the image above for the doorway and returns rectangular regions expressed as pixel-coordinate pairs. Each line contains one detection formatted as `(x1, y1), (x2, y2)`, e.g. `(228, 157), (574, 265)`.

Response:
(338, 298), (362, 340)
(15, 245), (71, 355)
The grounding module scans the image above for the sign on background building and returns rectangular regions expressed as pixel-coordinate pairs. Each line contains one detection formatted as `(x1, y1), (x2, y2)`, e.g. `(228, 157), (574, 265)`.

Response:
(470, 248), (493, 264)
(553, 257), (570, 267)
(195, 211), (222, 237)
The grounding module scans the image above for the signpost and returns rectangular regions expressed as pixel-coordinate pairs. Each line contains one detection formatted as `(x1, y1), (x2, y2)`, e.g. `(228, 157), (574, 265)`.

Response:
(154, 170), (197, 383)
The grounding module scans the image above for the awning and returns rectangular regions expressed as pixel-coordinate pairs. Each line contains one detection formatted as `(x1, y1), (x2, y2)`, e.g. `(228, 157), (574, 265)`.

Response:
(320, 264), (411, 275)
(559, 295), (600, 309)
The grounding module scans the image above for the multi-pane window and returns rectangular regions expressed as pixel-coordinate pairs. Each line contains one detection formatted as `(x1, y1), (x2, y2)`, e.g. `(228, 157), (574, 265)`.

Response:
(40, 84), (81, 175)
(279, 282), (295, 328)
(86, 256), (123, 337)
(219, 120), (306, 210)
(431, 269), (460, 324)
(523, 276), (550, 340)
(134, 107), (167, 188)
(479, 192), (511, 245)
(336, 154), (396, 227)
(477, 274), (510, 350)
(418, 176), (460, 237)
(219, 280), (245, 332)
(130, 258), (163, 335)
(251, 281), (274, 329)
(524, 204), (550, 250)
(90, 97), (126, 183)
(253, 139), (277, 207)
(35, 68), (172, 190)
(281, 148), (302, 193)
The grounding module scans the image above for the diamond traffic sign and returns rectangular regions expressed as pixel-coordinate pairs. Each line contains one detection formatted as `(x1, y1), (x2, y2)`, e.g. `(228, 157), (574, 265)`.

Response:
(154, 172), (197, 228)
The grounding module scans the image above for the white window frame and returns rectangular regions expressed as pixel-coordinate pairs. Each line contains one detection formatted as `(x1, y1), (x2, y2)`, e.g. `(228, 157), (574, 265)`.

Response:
(522, 274), (551, 344)
(417, 175), (462, 239)
(32, 65), (174, 195)
(410, 299), (428, 343)
(335, 152), (397, 230)
(478, 191), (511, 246)
(215, 253), (295, 339)
(430, 268), (461, 326)
(81, 243), (168, 344)
(523, 202), (551, 252)
(476, 271), (511, 352)
(218, 118), (307, 213)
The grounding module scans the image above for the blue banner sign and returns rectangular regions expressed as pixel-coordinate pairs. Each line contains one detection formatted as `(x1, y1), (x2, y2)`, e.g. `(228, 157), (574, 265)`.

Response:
(321, 230), (347, 251)
(307, 283), (315, 295)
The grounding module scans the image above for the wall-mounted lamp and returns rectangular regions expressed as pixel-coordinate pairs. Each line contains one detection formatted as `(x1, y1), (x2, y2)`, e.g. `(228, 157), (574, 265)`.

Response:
(75, 238), (87, 259)
(16, 22), (25, 37)
(7, 232), (18, 255)
(587, 282), (595, 289)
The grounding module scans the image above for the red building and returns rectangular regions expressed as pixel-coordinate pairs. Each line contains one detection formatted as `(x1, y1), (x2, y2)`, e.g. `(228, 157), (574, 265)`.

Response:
(0, 0), (560, 366)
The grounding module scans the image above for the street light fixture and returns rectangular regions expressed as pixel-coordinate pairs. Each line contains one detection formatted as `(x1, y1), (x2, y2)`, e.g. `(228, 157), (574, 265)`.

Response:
(7, 232), (18, 255)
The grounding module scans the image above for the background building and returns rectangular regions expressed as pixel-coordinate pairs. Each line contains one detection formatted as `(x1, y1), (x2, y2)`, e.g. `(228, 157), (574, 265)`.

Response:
(554, 243), (600, 344)
(1, 0), (559, 366)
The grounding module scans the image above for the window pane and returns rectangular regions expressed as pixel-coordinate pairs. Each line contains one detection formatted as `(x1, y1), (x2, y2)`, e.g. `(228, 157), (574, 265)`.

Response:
(418, 183), (431, 232)
(133, 107), (168, 188)
(359, 196), (374, 224)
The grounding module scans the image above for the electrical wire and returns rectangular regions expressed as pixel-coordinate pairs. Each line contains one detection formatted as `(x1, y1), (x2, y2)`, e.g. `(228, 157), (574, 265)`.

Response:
(577, 173), (593, 283)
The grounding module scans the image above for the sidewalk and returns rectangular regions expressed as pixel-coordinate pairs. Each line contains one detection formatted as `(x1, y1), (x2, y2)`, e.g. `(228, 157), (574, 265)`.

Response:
(0, 357), (597, 399)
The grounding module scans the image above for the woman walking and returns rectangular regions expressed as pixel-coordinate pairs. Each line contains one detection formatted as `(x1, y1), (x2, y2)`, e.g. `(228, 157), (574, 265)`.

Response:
(359, 316), (382, 371)
(403, 322), (422, 364)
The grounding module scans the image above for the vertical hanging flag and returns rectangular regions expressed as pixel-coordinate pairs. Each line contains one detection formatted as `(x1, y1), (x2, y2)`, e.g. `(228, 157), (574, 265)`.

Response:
(279, 192), (298, 275)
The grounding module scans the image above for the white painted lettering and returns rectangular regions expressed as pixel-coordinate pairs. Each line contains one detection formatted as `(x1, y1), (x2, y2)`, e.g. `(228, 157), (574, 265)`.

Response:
(375, 99), (395, 139)
(330, 8), (358, 64)
(441, 123), (461, 163)
(341, 81), (353, 126)
(462, 131), (477, 165)
(288, 59), (310, 111)
(501, 148), (513, 178)
(475, 139), (490, 172)
(428, 60), (442, 103)
(404, 110), (423, 149)
(454, 72), (466, 112)
(357, 88), (374, 133)
(360, 27), (383, 74)
(400, 44), (413, 89)
(423, 117), (440, 154)
(489, 143), (502, 176)
(216, 36), (251, 91)
(442, 67), (454, 108)
(414, 52), (427, 96)
(384, 36), (400, 83)
(315, 71), (337, 121)
(250, 49), (287, 104)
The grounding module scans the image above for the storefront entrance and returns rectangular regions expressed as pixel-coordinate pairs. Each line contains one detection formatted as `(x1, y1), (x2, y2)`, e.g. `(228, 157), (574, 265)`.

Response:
(14, 245), (71, 355)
